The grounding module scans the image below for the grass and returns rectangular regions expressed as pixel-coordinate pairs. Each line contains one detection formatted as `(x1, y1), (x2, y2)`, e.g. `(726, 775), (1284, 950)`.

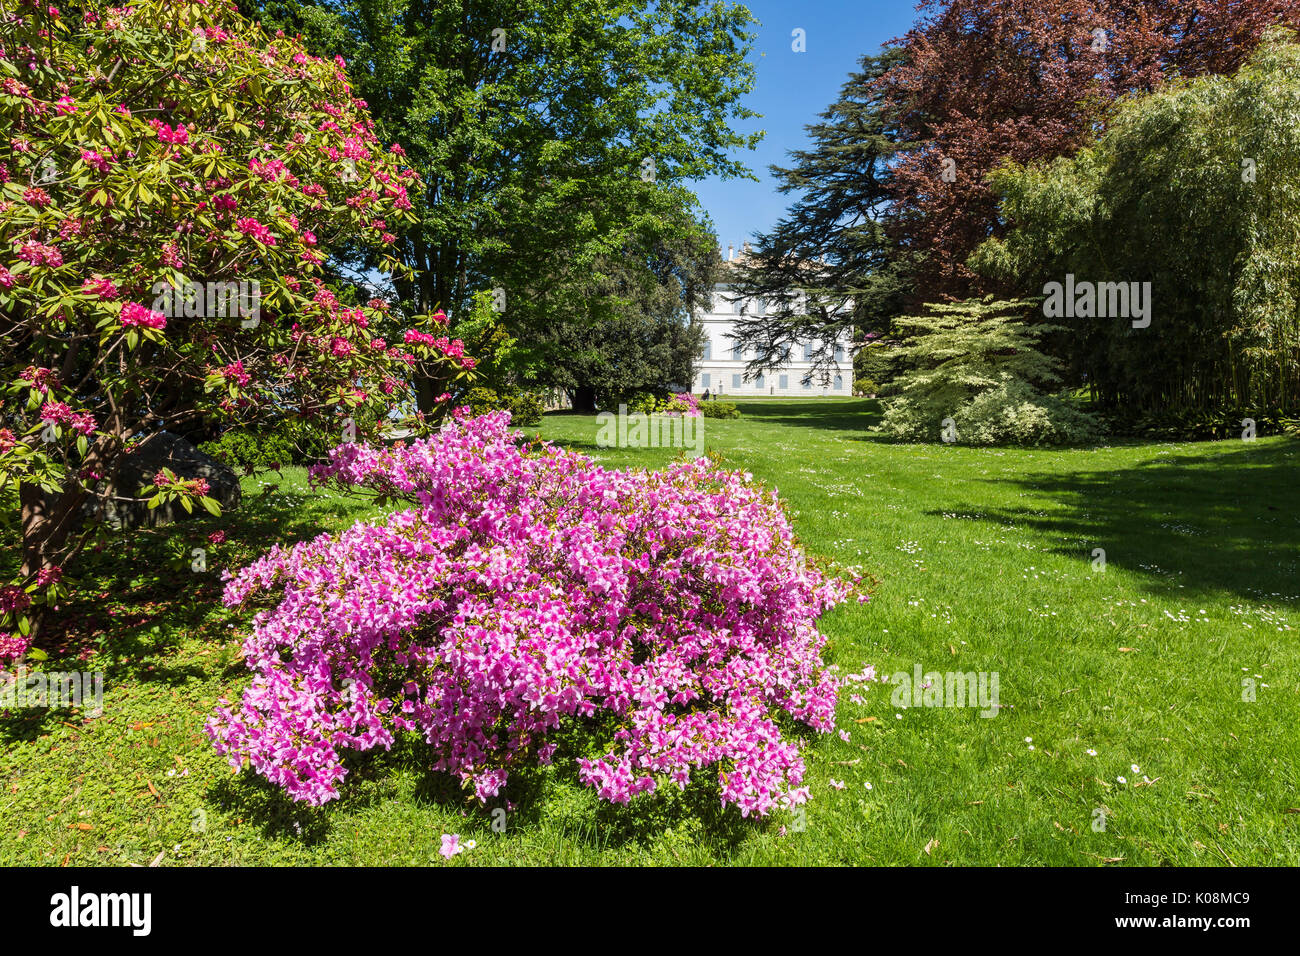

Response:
(2, 398), (1297, 866)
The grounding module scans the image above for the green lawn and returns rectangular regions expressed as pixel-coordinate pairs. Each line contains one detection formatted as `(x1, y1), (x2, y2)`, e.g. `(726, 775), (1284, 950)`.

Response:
(2, 398), (1297, 865)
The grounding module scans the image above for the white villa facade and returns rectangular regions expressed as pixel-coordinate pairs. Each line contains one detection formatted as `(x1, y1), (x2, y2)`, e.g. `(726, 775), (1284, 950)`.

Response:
(691, 253), (853, 398)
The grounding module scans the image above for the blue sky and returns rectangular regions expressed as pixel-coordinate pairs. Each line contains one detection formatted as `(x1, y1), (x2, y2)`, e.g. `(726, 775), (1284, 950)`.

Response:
(693, 0), (923, 253)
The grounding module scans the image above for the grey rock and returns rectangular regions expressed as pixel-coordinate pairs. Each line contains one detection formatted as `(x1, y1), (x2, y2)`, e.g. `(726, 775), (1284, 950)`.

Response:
(87, 431), (241, 531)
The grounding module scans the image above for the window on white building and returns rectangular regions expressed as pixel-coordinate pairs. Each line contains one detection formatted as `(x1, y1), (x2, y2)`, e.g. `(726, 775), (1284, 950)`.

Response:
(703, 341), (712, 360)
(700, 373), (710, 389)
(803, 343), (814, 361)
(732, 374), (741, 388)
(756, 374), (765, 389)
(731, 343), (743, 361)
(779, 374), (788, 389)
(802, 377), (812, 390)
(834, 375), (843, 390)
(834, 345), (844, 362)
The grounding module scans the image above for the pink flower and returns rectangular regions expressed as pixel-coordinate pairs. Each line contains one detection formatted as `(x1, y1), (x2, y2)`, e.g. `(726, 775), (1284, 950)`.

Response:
(439, 834), (462, 859)
(81, 149), (113, 173)
(208, 531), (227, 545)
(155, 122), (189, 145)
(15, 241), (62, 268)
(19, 366), (58, 392)
(249, 158), (289, 181)
(222, 360), (250, 386)
(161, 242), (185, 268)
(69, 411), (97, 435)
(39, 401), (71, 423)
(120, 302), (167, 330)
(0, 585), (31, 615)
(37, 401), (93, 434)
(235, 217), (276, 245)
(81, 276), (118, 299)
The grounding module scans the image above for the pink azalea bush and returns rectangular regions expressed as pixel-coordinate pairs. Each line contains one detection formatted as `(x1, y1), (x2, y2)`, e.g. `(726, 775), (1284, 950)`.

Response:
(208, 411), (862, 817)
(665, 392), (702, 417)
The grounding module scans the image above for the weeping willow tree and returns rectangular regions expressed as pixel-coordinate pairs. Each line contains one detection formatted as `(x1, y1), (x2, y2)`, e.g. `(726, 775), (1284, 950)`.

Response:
(971, 28), (1300, 418)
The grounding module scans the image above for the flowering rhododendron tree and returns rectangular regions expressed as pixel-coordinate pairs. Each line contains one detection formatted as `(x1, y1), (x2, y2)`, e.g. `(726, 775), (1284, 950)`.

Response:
(0, 0), (474, 657)
(208, 411), (862, 816)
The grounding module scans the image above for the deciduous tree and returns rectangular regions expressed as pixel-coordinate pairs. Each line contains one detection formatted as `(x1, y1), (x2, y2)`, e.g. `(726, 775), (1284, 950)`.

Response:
(246, 0), (761, 409)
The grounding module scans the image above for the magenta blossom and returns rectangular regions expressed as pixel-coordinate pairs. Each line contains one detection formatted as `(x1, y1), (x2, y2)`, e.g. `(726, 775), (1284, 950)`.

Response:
(120, 302), (167, 330)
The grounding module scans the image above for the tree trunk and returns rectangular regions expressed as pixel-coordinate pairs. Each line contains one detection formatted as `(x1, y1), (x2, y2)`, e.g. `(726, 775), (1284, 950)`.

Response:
(18, 482), (86, 642)
(571, 385), (597, 414)
(20, 479), (89, 575)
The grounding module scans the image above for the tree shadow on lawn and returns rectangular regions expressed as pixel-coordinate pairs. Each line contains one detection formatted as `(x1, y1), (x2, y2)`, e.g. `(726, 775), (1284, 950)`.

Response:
(724, 398), (882, 435)
(0, 487), (355, 744)
(939, 438), (1300, 603)
(542, 400), (882, 436)
(66, 489), (348, 664)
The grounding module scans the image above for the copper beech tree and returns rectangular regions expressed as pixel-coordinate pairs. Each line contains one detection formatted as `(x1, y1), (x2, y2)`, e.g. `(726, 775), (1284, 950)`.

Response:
(878, 0), (1300, 301)
(0, 0), (474, 657)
